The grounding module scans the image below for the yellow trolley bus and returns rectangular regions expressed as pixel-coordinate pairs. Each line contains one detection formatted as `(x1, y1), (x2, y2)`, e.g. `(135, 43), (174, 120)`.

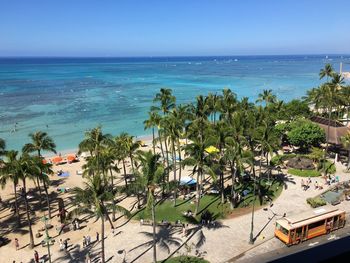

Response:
(275, 206), (346, 246)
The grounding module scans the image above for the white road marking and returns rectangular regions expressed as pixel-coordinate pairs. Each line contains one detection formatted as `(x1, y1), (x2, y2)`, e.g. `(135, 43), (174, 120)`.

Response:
(308, 242), (319, 246)
(328, 234), (336, 240)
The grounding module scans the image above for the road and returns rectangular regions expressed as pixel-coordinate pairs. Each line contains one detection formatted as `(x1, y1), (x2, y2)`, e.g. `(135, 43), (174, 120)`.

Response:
(237, 224), (350, 263)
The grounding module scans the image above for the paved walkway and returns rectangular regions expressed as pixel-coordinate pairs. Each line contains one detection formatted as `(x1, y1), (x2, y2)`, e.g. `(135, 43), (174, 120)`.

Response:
(3, 161), (350, 263)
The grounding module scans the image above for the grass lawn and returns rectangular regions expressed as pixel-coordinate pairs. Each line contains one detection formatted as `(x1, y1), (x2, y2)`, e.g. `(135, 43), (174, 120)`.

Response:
(136, 178), (283, 223)
(158, 255), (209, 263)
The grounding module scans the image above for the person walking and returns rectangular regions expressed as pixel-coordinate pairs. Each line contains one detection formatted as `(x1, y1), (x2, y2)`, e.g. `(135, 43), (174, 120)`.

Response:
(14, 238), (19, 250)
(82, 236), (86, 248)
(34, 250), (39, 263)
(96, 231), (99, 242)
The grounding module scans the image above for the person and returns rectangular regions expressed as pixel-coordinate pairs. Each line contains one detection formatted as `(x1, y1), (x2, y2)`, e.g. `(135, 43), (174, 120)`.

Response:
(75, 219), (80, 230)
(86, 235), (91, 245)
(64, 239), (68, 250)
(182, 224), (186, 237)
(82, 236), (86, 248)
(14, 238), (19, 250)
(34, 250), (39, 263)
(96, 231), (99, 242)
(301, 179), (305, 190)
(314, 181), (319, 190)
(59, 239), (64, 250)
(140, 218), (144, 225)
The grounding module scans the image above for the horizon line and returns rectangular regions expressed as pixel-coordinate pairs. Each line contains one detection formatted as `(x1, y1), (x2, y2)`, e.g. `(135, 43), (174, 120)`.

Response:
(0, 53), (349, 59)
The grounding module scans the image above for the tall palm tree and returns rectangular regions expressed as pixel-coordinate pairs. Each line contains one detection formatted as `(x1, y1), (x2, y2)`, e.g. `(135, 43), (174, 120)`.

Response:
(135, 150), (164, 263)
(117, 133), (140, 176)
(71, 174), (129, 263)
(319, 63), (334, 81)
(23, 131), (56, 208)
(18, 153), (38, 249)
(153, 88), (176, 116)
(256, 89), (277, 106)
(183, 139), (216, 216)
(341, 132), (350, 170)
(36, 159), (54, 218)
(144, 111), (159, 154)
(0, 150), (21, 226)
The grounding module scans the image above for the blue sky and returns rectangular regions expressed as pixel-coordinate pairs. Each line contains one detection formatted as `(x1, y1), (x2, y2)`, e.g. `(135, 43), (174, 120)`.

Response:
(0, 0), (349, 56)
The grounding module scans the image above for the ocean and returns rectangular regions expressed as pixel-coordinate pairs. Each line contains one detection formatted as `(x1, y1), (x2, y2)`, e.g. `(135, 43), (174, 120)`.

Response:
(0, 55), (349, 152)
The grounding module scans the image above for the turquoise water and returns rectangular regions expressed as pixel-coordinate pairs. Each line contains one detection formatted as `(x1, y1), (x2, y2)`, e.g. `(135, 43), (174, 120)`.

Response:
(0, 55), (349, 152)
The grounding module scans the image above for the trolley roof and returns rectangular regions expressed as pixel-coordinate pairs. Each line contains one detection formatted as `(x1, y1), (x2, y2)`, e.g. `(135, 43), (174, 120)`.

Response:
(276, 206), (345, 230)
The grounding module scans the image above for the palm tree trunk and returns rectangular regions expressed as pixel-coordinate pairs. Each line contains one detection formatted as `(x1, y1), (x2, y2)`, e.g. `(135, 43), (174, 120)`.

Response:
(13, 182), (21, 226)
(23, 179), (34, 249)
(326, 110), (331, 155)
(172, 143), (177, 207)
(122, 159), (128, 188)
(152, 127), (156, 154)
(110, 169), (116, 221)
(101, 216), (105, 263)
(221, 171), (225, 204)
(129, 153), (135, 175)
(152, 198), (157, 263)
(36, 177), (43, 206)
(43, 180), (51, 219)
(177, 141), (182, 183)
(194, 170), (201, 216)
(158, 130), (165, 161)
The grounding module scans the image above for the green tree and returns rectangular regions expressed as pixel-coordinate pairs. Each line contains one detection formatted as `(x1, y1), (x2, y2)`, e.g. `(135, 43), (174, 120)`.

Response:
(319, 63), (334, 81)
(0, 150), (21, 226)
(135, 150), (165, 263)
(71, 174), (129, 263)
(256, 89), (277, 105)
(287, 120), (326, 151)
(0, 138), (5, 156)
(341, 132), (350, 170)
(22, 131), (56, 211)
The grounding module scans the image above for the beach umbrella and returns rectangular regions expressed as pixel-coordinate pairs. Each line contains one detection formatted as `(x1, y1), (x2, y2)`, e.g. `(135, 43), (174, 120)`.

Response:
(66, 155), (76, 163)
(205, 145), (219, 154)
(180, 176), (197, 186)
(52, 156), (63, 164)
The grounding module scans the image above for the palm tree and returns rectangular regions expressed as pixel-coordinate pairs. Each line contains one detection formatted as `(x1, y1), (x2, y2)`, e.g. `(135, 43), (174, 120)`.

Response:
(183, 139), (216, 216)
(0, 138), (5, 156)
(23, 131), (56, 208)
(319, 63), (334, 81)
(18, 153), (38, 249)
(79, 126), (112, 157)
(71, 174), (129, 263)
(116, 133), (140, 176)
(153, 88), (176, 116)
(36, 159), (54, 218)
(341, 132), (350, 170)
(144, 111), (159, 154)
(0, 150), (21, 226)
(135, 150), (165, 263)
(256, 89), (277, 106)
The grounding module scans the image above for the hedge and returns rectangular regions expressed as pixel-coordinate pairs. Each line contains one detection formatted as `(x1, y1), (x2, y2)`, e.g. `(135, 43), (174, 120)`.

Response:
(307, 197), (327, 208)
(287, 168), (321, 177)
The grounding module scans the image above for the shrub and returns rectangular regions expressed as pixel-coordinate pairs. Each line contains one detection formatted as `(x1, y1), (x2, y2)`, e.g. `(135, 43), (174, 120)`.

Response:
(161, 256), (210, 263)
(287, 168), (321, 177)
(307, 197), (327, 208)
(287, 120), (326, 151)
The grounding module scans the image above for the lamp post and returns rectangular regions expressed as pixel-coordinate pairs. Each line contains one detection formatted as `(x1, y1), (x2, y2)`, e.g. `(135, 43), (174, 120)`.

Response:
(41, 215), (52, 263)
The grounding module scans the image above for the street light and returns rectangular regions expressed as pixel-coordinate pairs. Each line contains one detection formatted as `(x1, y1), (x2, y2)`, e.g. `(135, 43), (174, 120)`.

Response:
(41, 215), (52, 263)
(249, 171), (257, 245)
